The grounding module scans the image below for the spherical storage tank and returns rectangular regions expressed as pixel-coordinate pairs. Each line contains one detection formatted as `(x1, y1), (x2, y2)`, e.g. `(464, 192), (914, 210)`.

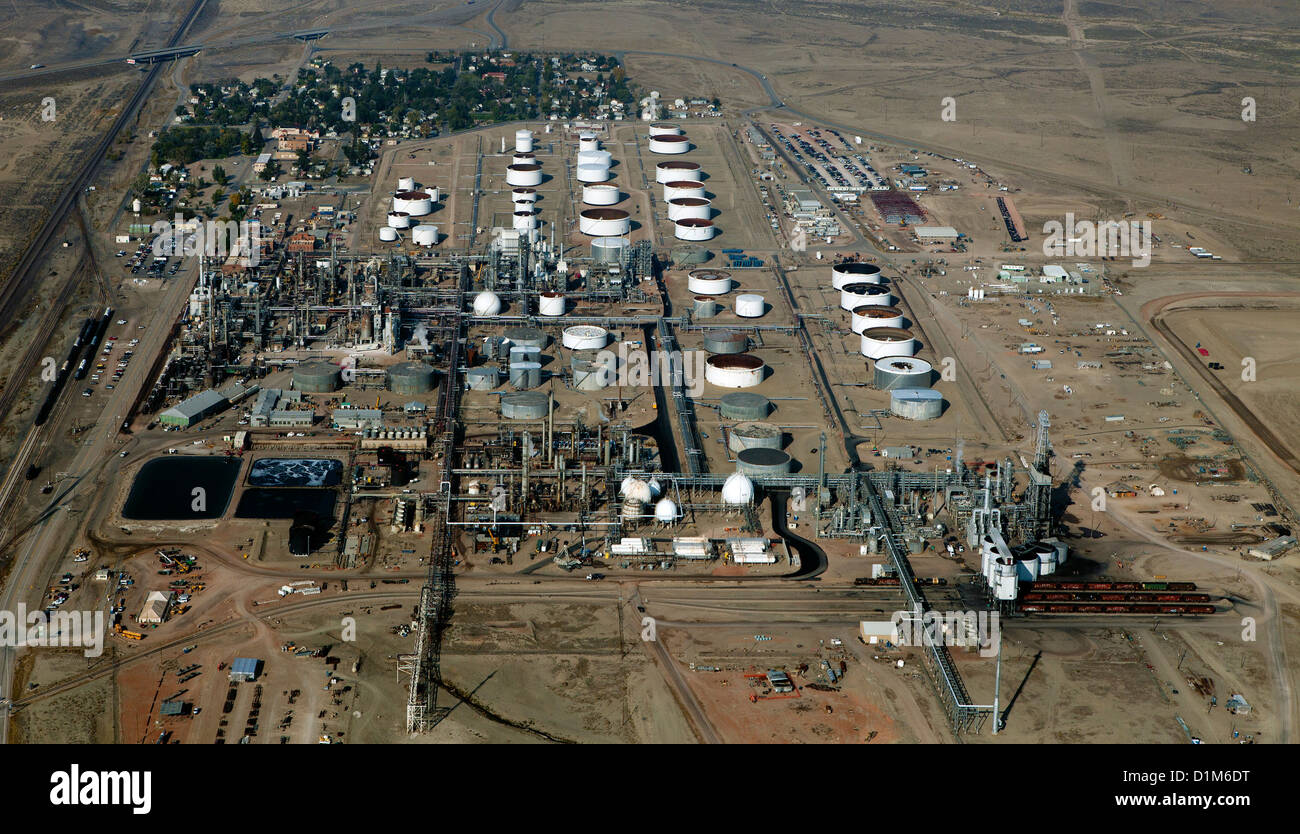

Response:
(538, 292), (565, 316)
(655, 160), (702, 184)
(705, 353), (765, 388)
(504, 326), (547, 349)
(667, 197), (711, 221)
(397, 176), (416, 192)
(515, 129), (534, 153)
(500, 391), (548, 420)
(702, 329), (748, 354)
(735, 294), (765, 318)
(648, 122), (683, 137)
(737, 447), (793, 476)
(387, 211), (412, 229)
(832, 261), (884, 288)
(576, 164), (610, 183)
(511, 187), (538, 203)
(506, 164), (543, 187)
(378, 226), (398, 242)
(675, 218), (715, 241)
(687, 269), (732, 295)
(472, 291), (503, 317)
(889, 388), (943, 420)
(874, 356), (933, 390)
(654, 498), (679, 524)
(851, 305), (905, 334)
(860, 327), (916, 360)
(649, 134), (691, 154)
(582, 183), (621, 205)
(561, 325), (608, 351)
(719, 392), (771, 420)
(387, 361), (436, 394)
(840, 282), (892, 311)
(663, 181), (706, 201)
(411, 225), (438, 246)
(721, 471), (755, 505)
(293, 360), (342, 393)
(591, 236), (631, 264)
(728, 421), (783, 453)
(392, 191), (433, 216)
(579, 208), (630, 236)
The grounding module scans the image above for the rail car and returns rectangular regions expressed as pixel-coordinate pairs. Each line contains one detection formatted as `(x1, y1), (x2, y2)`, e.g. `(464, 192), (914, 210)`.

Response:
(1019, 602), (1216, 615)
(1021, 591), (1211, 604)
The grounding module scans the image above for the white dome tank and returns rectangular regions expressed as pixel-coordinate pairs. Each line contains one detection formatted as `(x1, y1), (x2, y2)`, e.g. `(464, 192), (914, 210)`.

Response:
(663, 181), (706, 201)
(687, 269), (732, 295)
(655, 160), (702, 184)
(472, 291), (503, 317)
(576, 163), (611, 183)
(579, 208), (630, 236)
(667, 197), (711, 221)
(860, 327), (916, 360)
(582, 183), (621, 205)
(647, 477), (662, 498)
(832, 261), (884, 288)
(506, 164), (543, 187)
(387, 211), (412, 229)
(654, 497), (679, 524)
(674, 218), (716, 241)
(648, 134), (691, 154)
(411, 225), (438, 246)
(562, 325), (608, 350)
(705, 354), (765, 388)
(378, 226), (398, 242)
(851, 305), (905, 333)
(538, 292), (565, 316)
(619, 476), (653, 503)
(515, 129), (534, 153)
(721, 471), (755, 505)
(735, 294), (766, 318)
(397, 176), (416, 192)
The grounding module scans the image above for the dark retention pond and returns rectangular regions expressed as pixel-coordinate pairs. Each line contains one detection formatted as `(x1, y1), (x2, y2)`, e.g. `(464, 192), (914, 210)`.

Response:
(122, 456), (241, 520)
(235, 488), (337, 519)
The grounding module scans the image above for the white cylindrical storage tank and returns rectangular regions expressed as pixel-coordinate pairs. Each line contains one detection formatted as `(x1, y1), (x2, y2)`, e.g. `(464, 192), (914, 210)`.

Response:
(576, 164), (610, 183)
(577, 150), (612, 167)
(392, 190), (433, 216)
(511, 187), (538, 203)
(852, 305), (906, 334)
(693, 296), (720, 319)
(859, 327), (916, 360)
(378, 226), (398, 242)
(429, 186), (440, 203)
(579, 133), (599, 152)
(667, 197), (711, 221)
(1036, 544), (1057, 577)
(512, 211), (537, 231)
(512, 152), (538, 167)
(889, 388), (944, 420)
(506, 164), (543, 187)
(674, 218), (715, 241)
(840, 282), (892, 311)
(387, 211), (412, 229)
(515, 129), (534, 153)
(472, 290), (503, 317)
(874, 355), (932, 389)
(655, 160), (702, 184)
(687, 269), (732, 295)
(734, 294), (765, 318)
(980, 538), (996, 588)
(582, 183), (621, 205)
(1016, 552), (1041, 582)
(411, 225), (438, 247)
(649, 134), (691, 154)
(538, 292), (565, 316)
(561, 325), (608, 351)
(654, 497), (679, 524)
(579, 208), (630, 236)
(832, 261), (883, 288)
(995, 560), (1019, 601)
(705, 354), (765, 388)
(591, 236), (631, 263)
(663, 180), (706, 201)
(648, 122), (683, 137)
(397, 176), (416, 192)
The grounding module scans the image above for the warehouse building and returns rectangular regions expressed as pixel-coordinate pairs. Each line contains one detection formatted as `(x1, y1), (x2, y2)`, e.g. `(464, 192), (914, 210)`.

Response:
(138, 590), (173, 625)
(914, 226), (960, 244)
(332, 408), (384, 430)
(159, 389), (229, 427)
(229, 657), (262, 683)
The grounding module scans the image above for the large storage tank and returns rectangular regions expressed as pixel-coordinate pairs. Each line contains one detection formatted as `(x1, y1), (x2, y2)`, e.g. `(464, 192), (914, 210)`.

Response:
(840, 282), (892, 311)
(578, 132), (599, 152)
(874, 356), (933, 389)
(387, 211), (412, 229)
(667, 197), (712, 221)
(538, 292), (566, 316)
(387, 361), (436, 394)
(889, 388), (943, 420)
(561, 325), (608, 350)
(508, 345), (542, 365)
(671, 245), (711, 267)
(397, 176), (417, 192)
(851, 305), (905, 333)
(735, 294), (766, 318)
(702, 329), (748, 354)
(506, 164), (543, 187)
(577, 150), (612, 167)
(572, 354), (613, 390)
(501, 391), (548, 419)
(687, 269), (732, 295)
(293, 360), (342, 393)
(378, 226), (398, 243)
(692, 296), (720, 319)
(1016, 549), (1041, 582)
(576, 164), (611, 183)
(582, 183), (621, 205)
(737, 447), (792, 476)
(649, 134), (691, 154)
(509, 361), (542, 389)
(592, 236), (631, 263)
(512, 152), (537, 166)
(514, 129), (534, 153)
(655, 160), (701, 184)
(720, 392), (771, 420)
(473, 291), (503, 317)
(832, 261), (884, 288)
(579, 208), (630, 236)
(511, 187), (538, 203)
(503, 326), (547, 349)
(466, 367), (500, 390)
(663, 181), (706, 201)
(721, 471), (755, 505)
(392, 191), (433, 216)
(648, 122), (684, 137)
(705, 353), (765, 388)
(728, 421), (783, 453)
(860, 327), (916, 359)
(675, 218), (716, 241)
(512, 211), (537, 231)
(411, 225), (438, 246)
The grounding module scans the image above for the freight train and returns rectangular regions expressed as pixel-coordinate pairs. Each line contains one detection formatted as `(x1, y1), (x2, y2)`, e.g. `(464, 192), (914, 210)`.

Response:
(34, 308), (111, 426)
(1028, 580), (1197, 592)
(1022, 592), (1211, 604)
(1019, 602), (1216, 616)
